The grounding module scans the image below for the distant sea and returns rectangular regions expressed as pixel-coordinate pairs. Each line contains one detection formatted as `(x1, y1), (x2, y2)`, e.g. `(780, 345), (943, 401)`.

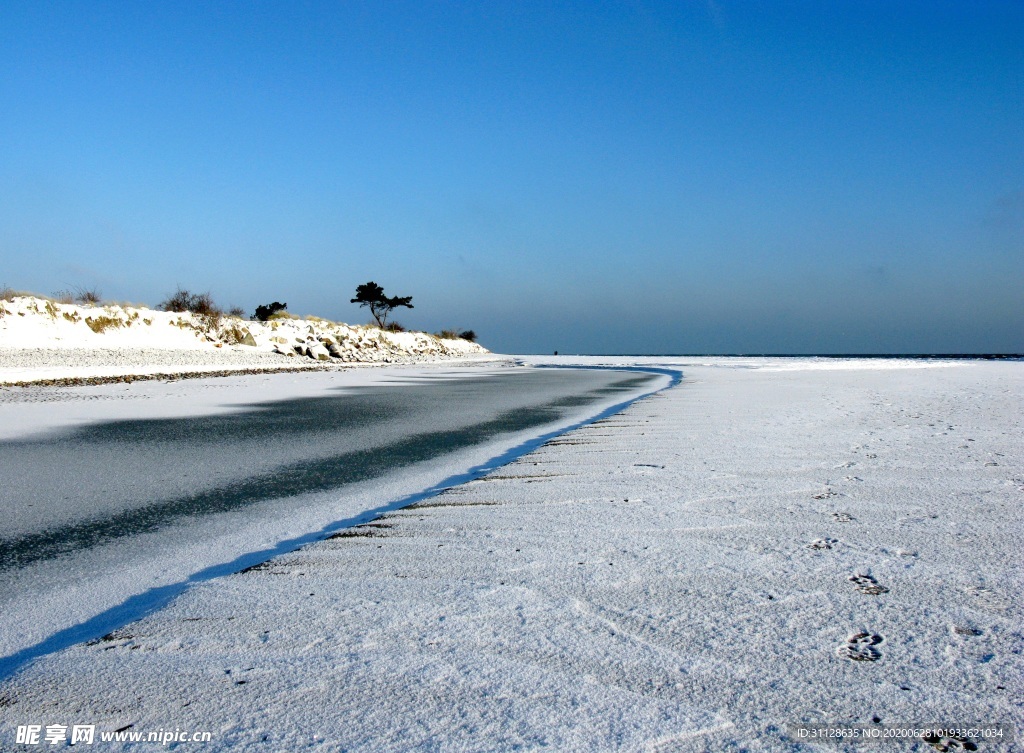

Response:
(585, 354), (1024, 361)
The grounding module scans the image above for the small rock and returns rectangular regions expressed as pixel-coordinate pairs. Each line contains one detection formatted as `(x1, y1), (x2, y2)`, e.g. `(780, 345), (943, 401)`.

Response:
(308, 343), (331, 361)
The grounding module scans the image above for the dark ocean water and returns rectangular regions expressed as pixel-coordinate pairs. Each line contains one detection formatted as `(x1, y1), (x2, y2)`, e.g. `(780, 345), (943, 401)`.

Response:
(0, 368), (659, 571)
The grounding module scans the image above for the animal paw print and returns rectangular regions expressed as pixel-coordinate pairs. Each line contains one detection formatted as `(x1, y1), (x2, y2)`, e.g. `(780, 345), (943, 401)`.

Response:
(849, 574), (889, 595)
(813, 489), (837, 499)
(923, 733), (978, 752)
(832, 512), (855, 523)
(807, 538), (839, 550)
(839, 632), (883, 662)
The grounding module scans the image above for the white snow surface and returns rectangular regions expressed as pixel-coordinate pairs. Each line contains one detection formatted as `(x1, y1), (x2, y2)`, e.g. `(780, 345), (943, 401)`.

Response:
(0, 295), (491, 384)
(1, 356), (1021, 752)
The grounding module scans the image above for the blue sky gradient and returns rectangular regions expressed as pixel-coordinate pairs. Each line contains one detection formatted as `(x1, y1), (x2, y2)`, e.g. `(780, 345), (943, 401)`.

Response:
(2, 1), (1022, 353)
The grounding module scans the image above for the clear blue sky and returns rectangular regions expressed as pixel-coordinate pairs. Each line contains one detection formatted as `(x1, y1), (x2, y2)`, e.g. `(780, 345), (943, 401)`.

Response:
(2, 1), (1021, 354)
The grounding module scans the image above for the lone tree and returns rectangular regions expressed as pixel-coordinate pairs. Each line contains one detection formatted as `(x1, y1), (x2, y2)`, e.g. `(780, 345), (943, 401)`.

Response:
(351, 281), (413, 328)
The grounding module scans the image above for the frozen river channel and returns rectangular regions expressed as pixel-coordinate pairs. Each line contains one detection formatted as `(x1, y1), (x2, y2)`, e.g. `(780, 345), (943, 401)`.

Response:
(0, 365), (665, 671)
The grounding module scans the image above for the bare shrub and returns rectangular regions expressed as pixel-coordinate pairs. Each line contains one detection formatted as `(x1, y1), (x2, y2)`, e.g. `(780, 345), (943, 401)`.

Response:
(384, 321), (406, 332)
(227, 306), (246, 318)
(458, 330), (477, 342)
(159, 287), (219, 316)
(52, 289), (75, 304)
(0, 284), (13, 317)
(74, 286), (103, 304)
(197, 311), (226, 336)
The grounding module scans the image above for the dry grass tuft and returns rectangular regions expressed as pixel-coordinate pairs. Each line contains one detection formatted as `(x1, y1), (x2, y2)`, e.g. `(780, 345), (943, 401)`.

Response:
(85, 315), (123, 333)
(267, 310), (299, 320)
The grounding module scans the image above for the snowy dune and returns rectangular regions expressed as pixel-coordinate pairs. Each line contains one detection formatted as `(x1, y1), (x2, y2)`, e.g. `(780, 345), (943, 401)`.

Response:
(0, 357), (1021, 751)
(0, 295), (492, 385)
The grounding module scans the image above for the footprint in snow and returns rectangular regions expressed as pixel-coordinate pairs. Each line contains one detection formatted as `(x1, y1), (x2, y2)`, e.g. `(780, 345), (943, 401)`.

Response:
(813, 490), (838, 499)
(807, 538), (839, 551)
(839, 632), (883, 662)
(952, 625), (982, 636)
(849, 574), (889, 595)
(832, 512), (855, 523)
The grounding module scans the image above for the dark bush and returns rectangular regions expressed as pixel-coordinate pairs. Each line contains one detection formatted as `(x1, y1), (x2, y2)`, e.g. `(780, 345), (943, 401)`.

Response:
(227, 305), (246, 318)
(252, 301), (288, 321)
(436, 328), (477, 342)
(384, 321), (406, 332)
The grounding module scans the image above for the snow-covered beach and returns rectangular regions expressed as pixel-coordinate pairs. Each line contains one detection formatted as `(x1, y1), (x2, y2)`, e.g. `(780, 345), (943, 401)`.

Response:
(0, 354), (1020, 751)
